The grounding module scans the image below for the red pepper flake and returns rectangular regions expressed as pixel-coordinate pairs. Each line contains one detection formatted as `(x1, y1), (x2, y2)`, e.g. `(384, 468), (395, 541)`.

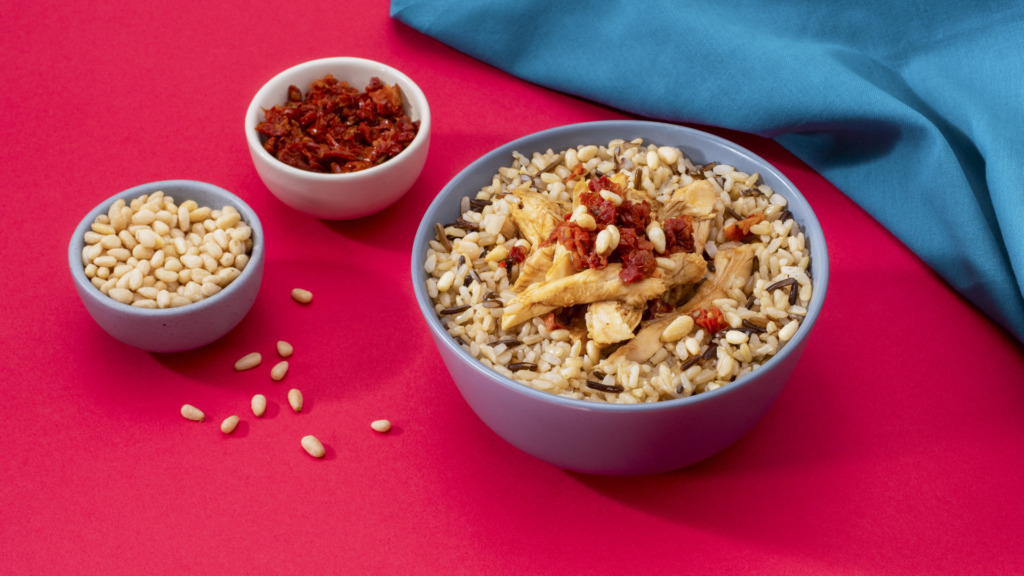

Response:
(691, 307), (729, 334)
(723, 212), (765, 242)
(256, 75), (419, 174)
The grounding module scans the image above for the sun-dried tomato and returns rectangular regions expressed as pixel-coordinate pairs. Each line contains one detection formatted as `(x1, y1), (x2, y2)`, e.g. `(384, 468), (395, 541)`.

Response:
(256, 75), (419, 174)
(663, 216), (695, 253)
(614, 199), (652, 231)
(543, 310), (570, 332)
(646, 298), (675, 319)
(564, 163), (587, 183)
(619, 249), (657, 284)
(723, 212), (765, 242)
(587, 175), (621, 195)
(578, 192), (617, 226)
(499, 245), (529, 268)
(691, 307), (729, 334)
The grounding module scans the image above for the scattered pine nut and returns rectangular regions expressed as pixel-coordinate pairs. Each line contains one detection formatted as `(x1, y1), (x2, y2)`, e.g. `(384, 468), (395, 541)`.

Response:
(271, 360), (289, 382)
(371, 419), (391, 433)
(301, 435), (325, 458)
(291, 288), (313, 304)
(181, 404), (205, 422)
(251, 394), (267, 417)
(287, 388), (303, 413)
(277, 340), (294, 358)
(221, 415), (240, 434)
(234, 352), (262, 371)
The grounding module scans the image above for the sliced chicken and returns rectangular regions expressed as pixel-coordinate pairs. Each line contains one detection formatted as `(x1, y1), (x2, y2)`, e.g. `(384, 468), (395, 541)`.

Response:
(586, 301), (643, 345)
(607, 245), (755, 364)
(502, 252), (706, 331)
(658, 179), (717, 221)
(512, 244), (554, 292)
(508, 188), (563, 248)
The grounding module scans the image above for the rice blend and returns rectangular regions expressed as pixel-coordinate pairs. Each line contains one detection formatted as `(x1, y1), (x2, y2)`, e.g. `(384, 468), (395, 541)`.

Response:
(424, 138), (813, 403)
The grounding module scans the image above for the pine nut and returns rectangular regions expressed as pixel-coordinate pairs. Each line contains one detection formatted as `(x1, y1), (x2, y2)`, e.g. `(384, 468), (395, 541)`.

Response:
(271, 361), (289, 382)
(646, 149), (661, 170)
(661, 315), (695, 342)
(277, 340), (294, 357)
(301, 435), (325, 458)
(181, 404), (205, 422)
(291, 288), (313, 304)
(234, 352), (262, 371)
(657, 146), (680, 166)
(648, 225), (666, 253)
(371, 419), (392, 433)
(251, 394), (267, 417)
(595, 229), (612, 256)
(287, 388), (303, 413)
(220, 415), (239, 434)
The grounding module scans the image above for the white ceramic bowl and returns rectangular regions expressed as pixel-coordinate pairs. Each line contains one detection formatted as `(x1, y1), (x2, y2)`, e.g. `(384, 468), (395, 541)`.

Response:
(412, 121), (829, 475)
(245, 57), (431, 220)
(69, 180), (265, 353)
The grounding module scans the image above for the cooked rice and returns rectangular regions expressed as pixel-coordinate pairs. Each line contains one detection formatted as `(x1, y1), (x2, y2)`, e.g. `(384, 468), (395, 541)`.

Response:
(424, 138), (813, 403)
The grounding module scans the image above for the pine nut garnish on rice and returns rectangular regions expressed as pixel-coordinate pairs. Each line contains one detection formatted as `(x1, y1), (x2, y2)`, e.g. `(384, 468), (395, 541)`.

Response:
(424, 138), (813, 403)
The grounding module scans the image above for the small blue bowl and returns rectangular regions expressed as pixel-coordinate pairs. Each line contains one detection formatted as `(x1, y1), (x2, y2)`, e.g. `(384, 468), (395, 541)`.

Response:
(412, 121), (829, 475)
(69, 180), (265, 353)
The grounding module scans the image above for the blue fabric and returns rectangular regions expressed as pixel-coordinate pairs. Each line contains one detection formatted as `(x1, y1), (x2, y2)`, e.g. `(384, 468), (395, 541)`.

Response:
(391, 0), (1024, 344)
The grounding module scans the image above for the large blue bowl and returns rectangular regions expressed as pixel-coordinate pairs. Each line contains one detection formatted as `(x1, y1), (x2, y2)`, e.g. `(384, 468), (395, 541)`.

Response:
(412, 121), (828, 475)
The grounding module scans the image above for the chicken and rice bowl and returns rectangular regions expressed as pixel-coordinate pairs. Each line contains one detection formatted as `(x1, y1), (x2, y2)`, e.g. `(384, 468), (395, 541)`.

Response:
(423, 138), (814, 404)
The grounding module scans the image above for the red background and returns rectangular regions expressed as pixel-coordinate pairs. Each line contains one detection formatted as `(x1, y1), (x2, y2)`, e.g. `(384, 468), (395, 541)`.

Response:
(2, 1), (1023, 574)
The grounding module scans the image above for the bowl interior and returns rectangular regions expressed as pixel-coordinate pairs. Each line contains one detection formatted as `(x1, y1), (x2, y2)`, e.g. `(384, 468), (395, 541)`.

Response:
(69, 179), (265, 317)
(411, 120), (829, 412)
(245, 57), (430, 180)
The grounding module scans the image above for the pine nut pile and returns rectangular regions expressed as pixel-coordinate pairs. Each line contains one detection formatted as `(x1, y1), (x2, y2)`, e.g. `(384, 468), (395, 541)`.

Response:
(80, 191), (253, 308)
(424, 138), (815, 403)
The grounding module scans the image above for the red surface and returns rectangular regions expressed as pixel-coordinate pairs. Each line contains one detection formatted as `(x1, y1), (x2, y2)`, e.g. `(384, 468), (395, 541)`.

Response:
(3, 2), (1023, 574)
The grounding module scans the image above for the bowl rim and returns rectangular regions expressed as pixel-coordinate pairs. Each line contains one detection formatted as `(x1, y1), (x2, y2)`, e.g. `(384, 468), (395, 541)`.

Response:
(411, 119), (829, 413)
(69, 179), (265, 316)
(244, 56), (431, 182)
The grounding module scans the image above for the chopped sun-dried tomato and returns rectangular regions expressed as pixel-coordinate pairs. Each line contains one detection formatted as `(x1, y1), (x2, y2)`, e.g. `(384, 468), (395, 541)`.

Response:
(256, 74), (419, 174)
(663, 216), (695, 253)
(619, 249), (657, 284)
(499, 245), (529, 268)
(564, 163), (587, 183)
(691, 307), (729, 334)
(578, 192), (618, 226)
(723, 212), (766, 242)
(587, 175), (621, 195)
(646, 298), (675, 318)
(543, 310), (569, 332)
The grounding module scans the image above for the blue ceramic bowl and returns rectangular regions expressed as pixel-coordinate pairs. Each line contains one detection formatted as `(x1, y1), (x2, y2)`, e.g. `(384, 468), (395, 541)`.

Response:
(69, 180), (265, 353)
(411, 121), (828, 475)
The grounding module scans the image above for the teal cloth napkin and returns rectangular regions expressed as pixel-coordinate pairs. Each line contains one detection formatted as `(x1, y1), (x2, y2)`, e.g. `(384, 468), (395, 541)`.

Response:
(392, 0), (1024, 344)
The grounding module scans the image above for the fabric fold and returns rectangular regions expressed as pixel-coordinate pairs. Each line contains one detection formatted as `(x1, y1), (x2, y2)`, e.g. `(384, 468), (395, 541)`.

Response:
(392, 0), (1024, 344)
